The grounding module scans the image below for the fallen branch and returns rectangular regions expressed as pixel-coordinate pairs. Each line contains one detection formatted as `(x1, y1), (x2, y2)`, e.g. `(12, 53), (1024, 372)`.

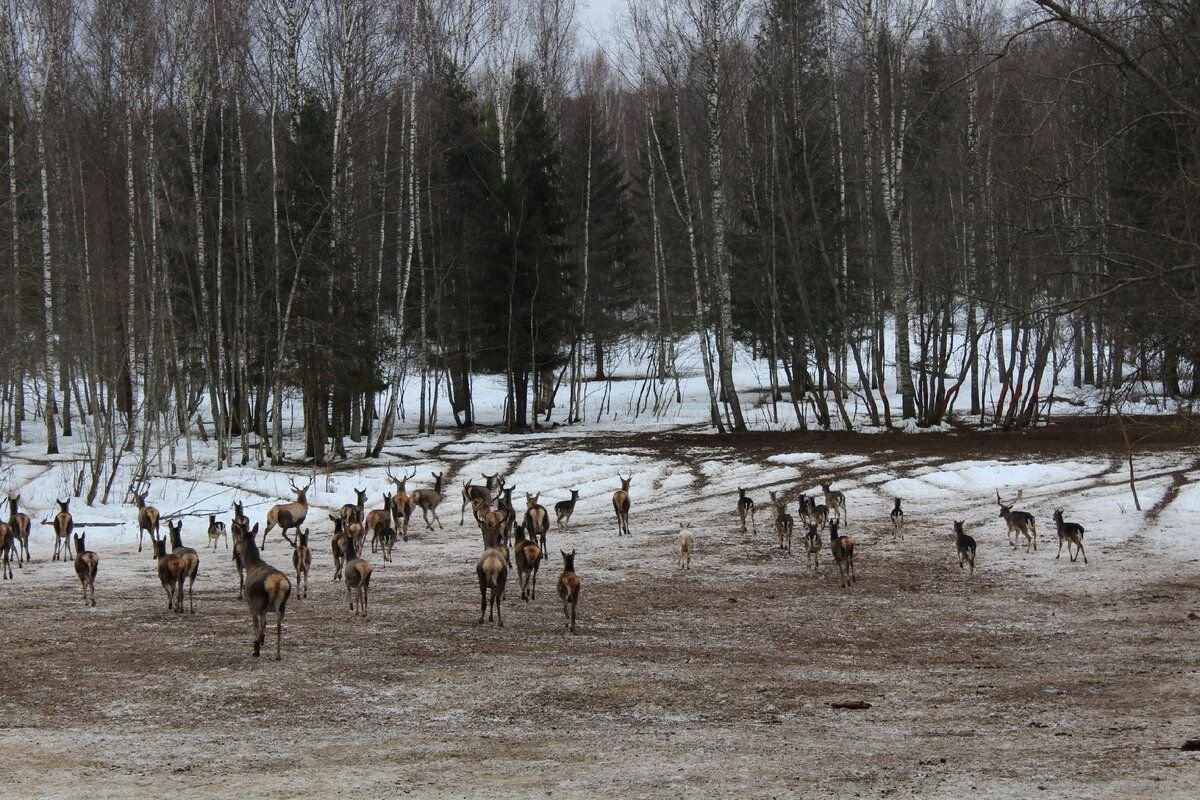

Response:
(830, 700), (872, 710)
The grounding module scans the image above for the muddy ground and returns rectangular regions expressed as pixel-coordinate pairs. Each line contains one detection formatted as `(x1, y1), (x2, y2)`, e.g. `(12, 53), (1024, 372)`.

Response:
(2, 420), (1199, 798)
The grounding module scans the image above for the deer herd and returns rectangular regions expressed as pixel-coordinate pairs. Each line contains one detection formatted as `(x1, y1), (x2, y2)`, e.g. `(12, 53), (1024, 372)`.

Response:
(0, 466), (1090, 662)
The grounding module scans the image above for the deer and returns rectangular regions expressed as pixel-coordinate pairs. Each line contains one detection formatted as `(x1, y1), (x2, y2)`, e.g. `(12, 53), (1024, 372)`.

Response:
(330, 517), (348, 581)
(366, 494), (394, 553)
(612, 472), (632, 536)
(263, 477), (312, 549)
(770, 492), (793, 554)
(73, 532), (98, 606)
(237, 523), (292, 659)
(377, 523), (397, 563)
(207, 514), (228, 550)
(820, 482), (848, 524)
(737, 488), (756, 533)
(231, 501), (250, 533)
(523, 493), (550, 554)
(954, 521), (977, 576)
(1053, 509), (1087, 564)
(461, 472), (502, 525)
(409, 472), (446, 532)
(340, 531), (373, 617)
(51, 498), (74, 561)
(496, 486), (518, 542)
(677, 522), (694, 569)
(890, 498), (905, 539)
(340, 488), (368, 529)
(1, 520), (18, 579)
(386, 467), (416, 540)
(8, 495), (31, 563)
(554, 489), (580, 530)
(996, 490), (1037, 551)
(804, 524), (822, 572)
(473, 498), (511, 559)
(513, 523), (542, 602)
(292, 529), (312, 598)
(133, 488), (160, 554)
(829, 520), (855, 588)
(476, 527), (509, 627)
(167, 520), (200, 614)
(230, 519), (249, 599)
(803, 495), (829, 529)
(150, 532), (187, 613)
(557, 549), (581, 635)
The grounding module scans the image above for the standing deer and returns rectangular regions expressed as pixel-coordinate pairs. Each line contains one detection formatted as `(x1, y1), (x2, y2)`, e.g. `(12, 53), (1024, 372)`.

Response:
(340, 488), (368, 530)
(677, 522), (694, 569)
(523, 493), (550, 554)
(803, 496), (829, 529)
(1053, 509), (1087, 564)
(133, 489), (160, 553)
(770, 492), (793, 554)
(330, 517), (348, 581)
(340, 533), (373, 617)
(8, 495), (31, 563)
(386, 467), (416, 540)
(461, 472), (502, 525)
(410, 472), (446, 531)
(829, 520), (855, 588)
(51, 498), (74, 561)
(737, 488), (756, 533)
(73, 532), (98, 606)
(557, 549), (581, 634)
(292, 529), (312, 598)
(366, 494), (394, 553)
(612, 473), (632, 536)
(554, 489), (580, 530)
(890, 498), (905, 539)
(513, 524), (542, 602)
(263, 478), (312, 549)
(996, 490), (1036, 551)
(954, 521), (977, 576)
(476, 528), (509, 627)
(207, 514), (228, 550)
(820, 483), (847, 523)
(231, 501), (250, 533)
(167, 520), (200, 614)
(150, 533), (187, 613)
(230, 520), (249, 599)
(237, 523), (292, 660)
(804, 524), (822, 572)
(0, 520), (18, 579)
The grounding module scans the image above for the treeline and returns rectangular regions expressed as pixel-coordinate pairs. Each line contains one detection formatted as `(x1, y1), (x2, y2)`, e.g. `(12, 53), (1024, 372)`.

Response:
(1, 0), (1197, 477)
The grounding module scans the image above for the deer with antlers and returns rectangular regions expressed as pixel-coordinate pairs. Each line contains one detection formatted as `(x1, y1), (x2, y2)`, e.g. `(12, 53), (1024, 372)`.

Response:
(133, 487), (160, 554)
(996, 490), (1037, 551)
(410, 472), (446, 532)
(73, 533), (98, 606)
(7, 495), (31, 563)
(1053, 509), (1087, 564)
(461, 472), (503, 525)
(238, 523), (292, 660)
(263, 478), (312, 549)
(51, 498), (74, 561)
(386, 467), (417, 540)
(167, 520), (200, 614)
(612, 473), (632, 536)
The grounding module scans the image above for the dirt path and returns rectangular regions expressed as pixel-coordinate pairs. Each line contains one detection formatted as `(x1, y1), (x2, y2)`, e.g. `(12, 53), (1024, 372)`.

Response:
(2, 427), (1198, 798)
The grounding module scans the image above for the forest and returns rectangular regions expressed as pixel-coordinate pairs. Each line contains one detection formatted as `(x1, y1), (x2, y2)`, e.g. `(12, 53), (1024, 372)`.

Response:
(1, 0), (1197, 475)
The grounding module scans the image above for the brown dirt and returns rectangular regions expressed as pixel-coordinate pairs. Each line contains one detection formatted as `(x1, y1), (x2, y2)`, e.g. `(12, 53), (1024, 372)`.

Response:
(1, 426), (1199, 798)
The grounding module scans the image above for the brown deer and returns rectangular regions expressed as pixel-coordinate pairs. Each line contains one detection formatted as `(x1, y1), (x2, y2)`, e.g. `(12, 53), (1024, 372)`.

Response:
(73, 532), (98, 606)
(612, 473), (632, 536)
(461, 472), (502, 525)
(292, 529), (312, 598)
(237, 523), (292, 660)
(366, 494), (394, 553)
(677, 522), (694, 569)
(802, 495), (829, 529)
(409, 472), (446, 531)
(386, 467), (416, 540)
(890, 498), (904, 539)
(554, 489), (580, 530)
(330, 517), (348, 581)
(7, 495), (31, 563)
(207, 514), (228, 550)
(736, 488), (756, 533)
(262, 477), (312, 549)
(473, 498), (511, 560)
(476, 528), (508, 627)
(167, 520), (200, 614)
(377, 522), (397, 563)
(557, 549), (581, 634)
(496, 485), (518, 542)
(829, 520), (855, 588)
(133, 489), (160, 553)
(804, 524), (822, 572)
(513, 523), (542, 602)
(340, 487), (368, 528)
(523, 493), (550, 554)
(820, 482), (847, 524)
(52, 498), (74, 561)
(340, 533), (372, 616)
(996, 490), (1036, 551)
(231, 501), (250, 533)
(1, 520), (18, 579)
(954, 521), (977, 576)
(230, 520), (249, 599)
(150, 533), (187, 613)
(770, 492), (793, 554)
(1053, 509), (1087, 564)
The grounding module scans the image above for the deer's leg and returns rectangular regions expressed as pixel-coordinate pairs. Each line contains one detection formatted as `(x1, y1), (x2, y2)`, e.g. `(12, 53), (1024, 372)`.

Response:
(275, 612), (283, 661)
(479, 585), (487, 624)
